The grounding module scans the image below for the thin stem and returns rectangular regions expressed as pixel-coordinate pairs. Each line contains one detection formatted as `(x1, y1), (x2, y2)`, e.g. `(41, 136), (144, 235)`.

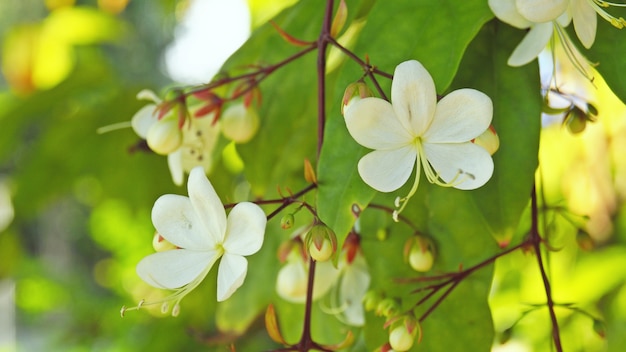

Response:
(326, 37), (392, 100)
(316, 0), (334, 158)
(530, 184), (563, 352)
(183, 44), (317, 98)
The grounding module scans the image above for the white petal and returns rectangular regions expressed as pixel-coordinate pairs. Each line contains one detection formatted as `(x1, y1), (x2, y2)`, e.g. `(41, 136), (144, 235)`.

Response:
(516, 0), (569, 22)
(276, 261), (309, 303)
(357, 147), (417, 192)
(167, 150), (184, 186)
(508, 22), (554, 66)
(136, 249), (219, 289)
(571, 0), (597, 48)
(423, 89), (493, 143)
(391, 60), (437, 135)
(344, 98), (413, 150)
(488, 0), (532, 28)
(152, 194), (212, 249)
(423, 142), (494, 190)
(216, 253), (248, 301)
(188, 167), (227, 244)
(313, 260), (340, 298)
(223, 202), (266, 256)
(275, 260), (339, 303)
(136, 89), (161, 102)
(339, 256), (370, 326)
(131, 104), (158, 138)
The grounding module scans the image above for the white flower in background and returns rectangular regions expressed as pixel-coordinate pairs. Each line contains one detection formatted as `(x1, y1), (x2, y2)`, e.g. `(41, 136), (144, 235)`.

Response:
(123, 167), (266, 316)
(275, 235), (339, 303)
(489, 0), (572, 66)
(131, 90), (220, 186)
(570, 0), (626, 48)
(344, 60), (493, 218)
(327, 250), (370, 326)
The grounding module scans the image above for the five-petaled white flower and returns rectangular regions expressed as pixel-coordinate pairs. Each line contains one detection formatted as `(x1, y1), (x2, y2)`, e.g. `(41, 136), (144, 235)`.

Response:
(125, 166), (266, 316)
(132, 90), (220, 186)
(344, 60), (494, 219)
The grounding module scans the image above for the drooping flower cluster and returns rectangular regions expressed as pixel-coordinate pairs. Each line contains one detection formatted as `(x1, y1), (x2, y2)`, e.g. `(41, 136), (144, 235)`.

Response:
(275, 227), (371, 326)
(343, 60), (494, 219)
(122, 167), (266, 316)
(131, 90), (221, 186)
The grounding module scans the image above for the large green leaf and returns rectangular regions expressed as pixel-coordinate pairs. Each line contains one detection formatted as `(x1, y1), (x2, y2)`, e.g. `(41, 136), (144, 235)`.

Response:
(351, 0), (494, 92)
(449, 21), (541, 246)
(220, 0), (325, 197)
(317, 0), (494, 248)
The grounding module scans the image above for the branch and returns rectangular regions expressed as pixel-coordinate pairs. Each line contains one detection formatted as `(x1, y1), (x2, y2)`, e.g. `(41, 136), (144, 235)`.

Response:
(530, 184), (563, 351)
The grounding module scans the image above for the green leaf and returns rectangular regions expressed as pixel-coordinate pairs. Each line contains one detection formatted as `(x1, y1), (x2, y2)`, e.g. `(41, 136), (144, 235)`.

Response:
(352, 0), (493, 91)
(449, 21), (541, 246)
(221, 0), (324, 196)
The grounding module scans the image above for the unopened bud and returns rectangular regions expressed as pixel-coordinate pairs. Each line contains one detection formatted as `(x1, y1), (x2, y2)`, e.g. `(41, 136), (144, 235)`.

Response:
(389, 316), (419, 351)
(376, 298), (400, 317)
(593, 319), (606, 338)
(563, 106), (588, 134)
(472, 125), (499, 155)
(389, 324), (415, 351)
(342, 81), (374, 115)
(305, 223), (337, 262)
(576, 230), (594, 251)
(404, 235), (435, 272)
(280, 213), (295, 229)
(152, 232), (177, 252)
(363, 290), (384, 312)
(146, 118), (182, 155)
(221, 103), (260, 143)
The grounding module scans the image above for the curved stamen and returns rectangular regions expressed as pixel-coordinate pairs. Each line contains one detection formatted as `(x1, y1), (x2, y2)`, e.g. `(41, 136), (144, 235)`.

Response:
(591, 0), (626, 28)
(552, 23), (594, 82)
(392, 141), (475, 221)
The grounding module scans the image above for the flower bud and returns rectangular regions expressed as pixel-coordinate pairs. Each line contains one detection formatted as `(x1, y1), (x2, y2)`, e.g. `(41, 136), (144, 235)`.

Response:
(305, 223), (337, 262)
(280, 213), (295, 229)
(342, 81), (374, 115)
(146, 117), (182, 155)
(593, 319), (606, 338)
(576, 229), (594, 251)
(471, 125), (499, 155)
(404, 235), (435, 272)
(221, 103), (260, 143)
(388, 316), (419, 352)
(389, 325), (415, 351)
(563, 106), (588, 134)
(376, 298), (400, 317)
(363, 290), (384, 312)
(152, 232), (177, 252)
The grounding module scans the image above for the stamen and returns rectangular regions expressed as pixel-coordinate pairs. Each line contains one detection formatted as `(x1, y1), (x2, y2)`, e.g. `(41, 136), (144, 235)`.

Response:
(552, 23), (595, 83)
(591, 0), (626, 28)
(96, 121), (132, 134)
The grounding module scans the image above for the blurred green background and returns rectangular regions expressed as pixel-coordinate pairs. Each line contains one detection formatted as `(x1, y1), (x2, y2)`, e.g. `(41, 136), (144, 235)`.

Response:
(2, 1), (626, 351)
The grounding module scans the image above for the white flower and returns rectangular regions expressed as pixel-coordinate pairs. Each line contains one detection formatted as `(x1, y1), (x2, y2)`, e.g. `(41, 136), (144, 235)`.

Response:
(125, 167), (266, 315)
(344, 60), (493, 218)
(328, 250), (370, 326)
(570, 0), (626, 48)
(131, 90), (220, 186)
(489, 0), (572, 66)
(275, 244), (339, 303)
